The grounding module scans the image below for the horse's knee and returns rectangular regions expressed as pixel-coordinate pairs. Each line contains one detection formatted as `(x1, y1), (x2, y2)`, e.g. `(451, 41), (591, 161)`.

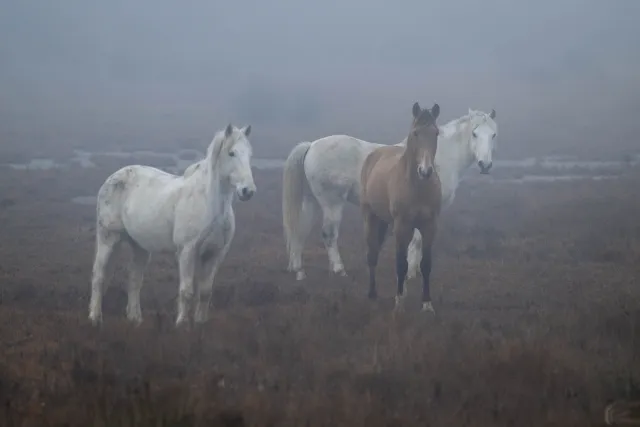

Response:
(321, 225), (335, 242)
(367, 250), (379, 266)
(179, 285), (194, 301)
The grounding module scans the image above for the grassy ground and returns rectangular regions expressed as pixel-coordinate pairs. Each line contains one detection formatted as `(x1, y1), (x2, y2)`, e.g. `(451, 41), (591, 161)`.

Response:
(0, 158), (639, 426)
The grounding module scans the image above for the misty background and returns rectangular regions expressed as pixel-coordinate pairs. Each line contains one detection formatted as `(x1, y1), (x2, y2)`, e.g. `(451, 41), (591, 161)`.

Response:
(1, 0), (639, 160)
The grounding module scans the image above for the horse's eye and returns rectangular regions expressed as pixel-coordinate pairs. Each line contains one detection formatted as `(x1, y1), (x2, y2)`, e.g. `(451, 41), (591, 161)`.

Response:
(472, 131), (477, 138)
(492, 133), (496, 139)
(229, 151), (236, 157)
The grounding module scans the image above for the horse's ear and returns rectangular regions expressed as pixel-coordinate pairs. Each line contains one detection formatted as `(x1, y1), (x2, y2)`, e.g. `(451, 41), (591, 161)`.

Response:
(412, 102), (421, 119)
(430, 103), (440, 121)
(489, 109), (496, 119)
(243, 125), (252, 137)
(225, 123), (233, 138)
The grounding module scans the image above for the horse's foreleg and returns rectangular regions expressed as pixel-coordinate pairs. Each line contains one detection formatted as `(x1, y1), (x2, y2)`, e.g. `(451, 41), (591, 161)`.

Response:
(176, 244), (198, 326)
(194, 258), (214, 324)
(126, 241), (149, 325)
(364, 211), (386, 300)
(320, 200), (347, 276)
(406, 230), (423, 281)
(194, 244), (230, 324)
(393, 220), (415, 312)
(195, 216), (235, 323)
(418, 220), (438, 314)
(89, 231), (120, 325)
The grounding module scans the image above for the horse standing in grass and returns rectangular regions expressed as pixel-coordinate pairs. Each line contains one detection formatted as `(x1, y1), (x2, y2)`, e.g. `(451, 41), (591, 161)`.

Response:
(89, 123), (256, 326)
(282, 108), (497, 281)
(360, 102), (441, 313)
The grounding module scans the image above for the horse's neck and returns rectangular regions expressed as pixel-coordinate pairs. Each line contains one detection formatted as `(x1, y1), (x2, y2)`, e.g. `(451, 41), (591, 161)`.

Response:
(435, 121), (475, 199)
(400, 142), (422, 188)
(202, 162), (233, 217)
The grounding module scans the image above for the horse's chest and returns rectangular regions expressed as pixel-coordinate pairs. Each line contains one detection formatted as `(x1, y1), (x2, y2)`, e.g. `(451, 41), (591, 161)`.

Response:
(200, 214), (234, 251)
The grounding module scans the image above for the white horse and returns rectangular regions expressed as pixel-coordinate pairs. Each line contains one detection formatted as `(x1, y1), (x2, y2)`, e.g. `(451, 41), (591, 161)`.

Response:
(283, 109), (498, 281)
(89, 123), (256, 326)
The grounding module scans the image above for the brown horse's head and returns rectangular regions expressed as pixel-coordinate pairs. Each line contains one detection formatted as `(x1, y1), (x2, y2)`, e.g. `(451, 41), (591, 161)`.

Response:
(409, 101), (440, 180)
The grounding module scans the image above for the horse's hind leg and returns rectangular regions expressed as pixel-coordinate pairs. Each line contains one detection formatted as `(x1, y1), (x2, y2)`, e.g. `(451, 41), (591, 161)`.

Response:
(89, 229), (121, 325)
(318, 198), (347, 276)
(288, 195), (317, 281)
(407, 230), (423, 281)
(126, 240), (149, 324)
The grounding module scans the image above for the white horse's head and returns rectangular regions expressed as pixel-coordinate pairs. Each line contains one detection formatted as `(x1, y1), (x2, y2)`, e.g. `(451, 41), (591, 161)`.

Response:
(466, 109), (498, 174)
(211, 123), (256, 201)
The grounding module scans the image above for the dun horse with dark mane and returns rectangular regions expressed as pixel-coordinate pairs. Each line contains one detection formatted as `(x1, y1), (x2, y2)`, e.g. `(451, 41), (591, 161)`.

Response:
(360, 101), (442, 313)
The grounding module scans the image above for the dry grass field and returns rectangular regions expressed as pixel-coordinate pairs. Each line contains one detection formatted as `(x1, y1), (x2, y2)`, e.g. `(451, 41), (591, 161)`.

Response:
(0, 154), (639, 426)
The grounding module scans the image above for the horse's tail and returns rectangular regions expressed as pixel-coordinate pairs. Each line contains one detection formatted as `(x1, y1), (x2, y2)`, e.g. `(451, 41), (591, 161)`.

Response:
(282, 141), (314, 260)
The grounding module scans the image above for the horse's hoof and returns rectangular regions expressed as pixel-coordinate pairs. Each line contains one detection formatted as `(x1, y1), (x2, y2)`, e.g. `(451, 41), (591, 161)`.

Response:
(295, 270), (306, 281)
(337, 269), (347, 277)
(422, 302), (435, 314)
(394, 295), (406, 312)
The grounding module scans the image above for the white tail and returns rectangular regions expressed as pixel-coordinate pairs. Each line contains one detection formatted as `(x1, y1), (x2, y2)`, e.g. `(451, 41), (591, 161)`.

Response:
(282, 141), (314, 270)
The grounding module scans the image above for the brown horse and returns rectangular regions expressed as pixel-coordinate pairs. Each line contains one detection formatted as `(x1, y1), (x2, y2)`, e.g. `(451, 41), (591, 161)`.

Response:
(360, 101), (442, 313)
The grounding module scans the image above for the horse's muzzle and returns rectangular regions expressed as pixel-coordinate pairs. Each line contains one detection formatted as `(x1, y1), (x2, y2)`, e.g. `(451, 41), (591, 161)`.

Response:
(478, 161), (493, 174)
(417, 165), (434, 180)
(238, 186), (255, 201)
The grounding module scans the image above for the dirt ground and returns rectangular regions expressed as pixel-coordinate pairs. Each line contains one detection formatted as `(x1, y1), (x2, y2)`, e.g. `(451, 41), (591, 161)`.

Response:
(0, 156), (639, 427)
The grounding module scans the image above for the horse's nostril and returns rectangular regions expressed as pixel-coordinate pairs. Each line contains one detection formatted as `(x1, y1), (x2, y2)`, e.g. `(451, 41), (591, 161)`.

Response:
(426, 166), (433, 178)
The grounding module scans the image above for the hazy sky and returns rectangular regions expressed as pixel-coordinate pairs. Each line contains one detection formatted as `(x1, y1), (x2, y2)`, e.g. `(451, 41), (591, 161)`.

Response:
(1, 0), (639, 157)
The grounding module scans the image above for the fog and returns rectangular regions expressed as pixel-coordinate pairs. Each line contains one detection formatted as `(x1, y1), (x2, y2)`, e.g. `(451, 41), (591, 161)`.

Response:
(1, 0), (639, 159)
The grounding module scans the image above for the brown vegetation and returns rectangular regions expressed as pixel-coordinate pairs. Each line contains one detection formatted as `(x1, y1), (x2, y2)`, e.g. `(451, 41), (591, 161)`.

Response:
(0, 160), (639, 426)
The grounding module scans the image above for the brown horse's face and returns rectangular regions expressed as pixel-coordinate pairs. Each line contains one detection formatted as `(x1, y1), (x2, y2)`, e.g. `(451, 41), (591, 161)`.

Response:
(411, 102), (440, 180)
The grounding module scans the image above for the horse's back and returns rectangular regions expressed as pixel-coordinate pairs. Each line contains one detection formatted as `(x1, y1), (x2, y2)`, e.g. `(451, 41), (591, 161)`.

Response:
(306, 135), (378, 170)
(304, 135), (384, 201)
(99, 165), (178, 199)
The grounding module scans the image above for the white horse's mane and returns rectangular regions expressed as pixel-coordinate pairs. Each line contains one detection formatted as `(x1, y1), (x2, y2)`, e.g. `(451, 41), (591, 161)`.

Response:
(183, 127), (251, 176)
(206, 127), (250, 165)
(440, 109), (497, 141)
(397, 109), (497, 147)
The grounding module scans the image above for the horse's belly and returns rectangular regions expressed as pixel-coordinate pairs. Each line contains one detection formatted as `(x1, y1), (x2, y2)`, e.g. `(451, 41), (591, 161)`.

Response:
(122, 199), (177, 252)
(124, 216), (175, 252)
